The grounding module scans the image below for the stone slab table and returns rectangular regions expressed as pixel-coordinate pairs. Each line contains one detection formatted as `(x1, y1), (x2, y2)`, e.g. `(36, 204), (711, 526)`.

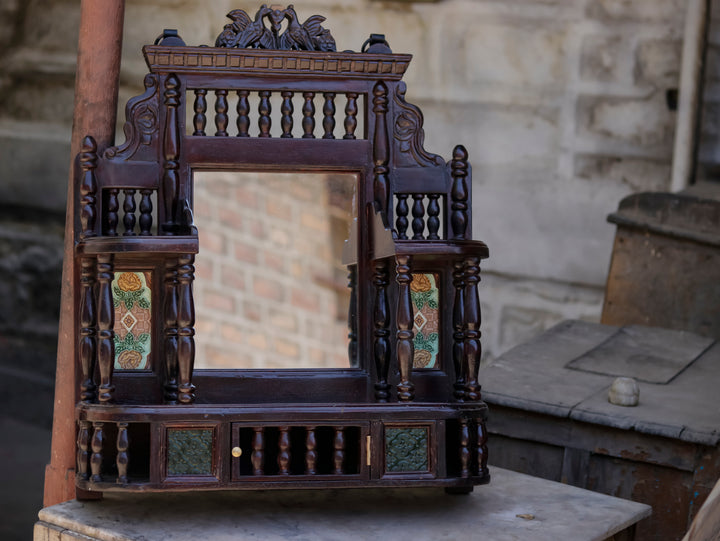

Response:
(34, 467), (650, 541)
(480, 319), (720, 541)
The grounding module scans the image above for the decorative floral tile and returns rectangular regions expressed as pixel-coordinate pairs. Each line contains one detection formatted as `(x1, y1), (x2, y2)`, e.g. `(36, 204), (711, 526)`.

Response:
(411, 273), (439, 369)
(112, 271), (152, 370)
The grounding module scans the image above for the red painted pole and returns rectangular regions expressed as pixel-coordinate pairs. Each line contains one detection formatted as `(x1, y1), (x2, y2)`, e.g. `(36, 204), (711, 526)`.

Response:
(44, 0), (125, 507)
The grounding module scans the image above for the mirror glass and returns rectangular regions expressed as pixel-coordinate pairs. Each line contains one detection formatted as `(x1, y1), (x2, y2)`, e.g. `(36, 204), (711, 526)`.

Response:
(192, 171), (357, 369)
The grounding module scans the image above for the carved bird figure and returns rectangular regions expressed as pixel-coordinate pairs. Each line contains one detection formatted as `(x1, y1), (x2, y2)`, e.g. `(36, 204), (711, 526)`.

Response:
(215, 5), (273, 49)
(280, 5), (318, 51)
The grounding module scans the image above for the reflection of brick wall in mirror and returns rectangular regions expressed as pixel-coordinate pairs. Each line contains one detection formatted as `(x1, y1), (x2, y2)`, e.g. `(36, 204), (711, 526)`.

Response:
(193, 171), (356, 369)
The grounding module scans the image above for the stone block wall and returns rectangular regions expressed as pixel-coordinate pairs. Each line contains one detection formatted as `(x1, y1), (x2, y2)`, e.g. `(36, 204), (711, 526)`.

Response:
(0, 0), (693, 367)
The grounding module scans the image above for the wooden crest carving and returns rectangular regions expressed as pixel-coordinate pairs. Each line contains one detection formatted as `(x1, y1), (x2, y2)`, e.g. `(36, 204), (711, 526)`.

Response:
(105, 74), (160, 160)
(393, 82), (443, 167)
(215, 4), (336, 52)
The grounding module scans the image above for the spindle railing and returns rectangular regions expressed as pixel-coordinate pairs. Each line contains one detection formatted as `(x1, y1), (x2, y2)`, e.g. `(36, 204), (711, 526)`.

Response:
(187, 89), (365, 139)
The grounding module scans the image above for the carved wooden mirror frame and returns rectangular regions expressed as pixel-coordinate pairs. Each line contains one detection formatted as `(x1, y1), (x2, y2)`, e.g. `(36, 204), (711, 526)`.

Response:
(72, 6), (489, 494)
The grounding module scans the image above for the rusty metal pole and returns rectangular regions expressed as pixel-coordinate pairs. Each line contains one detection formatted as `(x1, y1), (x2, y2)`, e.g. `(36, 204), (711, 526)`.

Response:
(43, 0), (125, 507)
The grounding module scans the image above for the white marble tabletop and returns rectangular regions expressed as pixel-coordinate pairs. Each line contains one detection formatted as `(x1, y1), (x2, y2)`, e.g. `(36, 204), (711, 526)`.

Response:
(35, 467), (650, 541)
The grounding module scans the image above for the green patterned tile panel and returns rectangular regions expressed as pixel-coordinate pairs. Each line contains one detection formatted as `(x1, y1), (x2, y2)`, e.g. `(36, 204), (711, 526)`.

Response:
(385, 426), (429, 473)
(167, 428), (213, 476)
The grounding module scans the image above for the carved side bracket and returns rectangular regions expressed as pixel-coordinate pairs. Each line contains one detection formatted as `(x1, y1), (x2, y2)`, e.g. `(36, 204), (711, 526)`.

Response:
(393, 82), (443, 168)
(215, 5), (336, 52)
(104, 74), (160, 161)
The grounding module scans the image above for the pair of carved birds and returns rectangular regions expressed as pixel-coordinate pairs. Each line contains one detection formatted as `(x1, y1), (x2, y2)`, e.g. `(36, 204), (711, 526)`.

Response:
(215, 4), (336, 52)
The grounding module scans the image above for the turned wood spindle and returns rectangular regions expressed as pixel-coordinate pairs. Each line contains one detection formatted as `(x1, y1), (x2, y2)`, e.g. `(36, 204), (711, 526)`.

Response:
(322, 92), (336, 139)
(96, 255), (115, 403)
(251, 427), (264, 475)
(90, 422), (104, 483)
(452, 261), (466, 401)
(237, 90), (250, 137)
(459, 419), (470, 478)
(281, 91), (294, 138)
(333, 427), (345, 475)
(451, 145), (469, 240)
(372, 82), (389, 217)
(79, 136), (98, 238)
(163, 259), (179, 403)
(427, 194), (441, 240)
(162, 74), (181, 234)
(305, 427), (317, 475)
(139, 189), (153, 235)
(343, 92), (358, 139)
(463, 257), (482, 402)
(215, 89), (229, 136)
(116, 422), (129, 484)
(193, 89), (207, 136)
(122, 189), (137, 236)
(477, 420), (489, 476)
(411, 194), (425, 240)
(79, 258), (97, 402)
(395, 194), (409, 240)
(396, 254), (415, 402)
(76, 420), (91, 480)
(106, 188), (119, 236)
(177, 254), (196, 404)
(302, 92), (315, 138)
(258, 90), (271, 137)
(373, 259), (391, 401)
(348, 266), (358, 367)
(278, 426), (291, 475)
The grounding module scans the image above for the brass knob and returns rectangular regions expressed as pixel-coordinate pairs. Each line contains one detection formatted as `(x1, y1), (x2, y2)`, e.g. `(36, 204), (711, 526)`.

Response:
(232, 446), (242, 458)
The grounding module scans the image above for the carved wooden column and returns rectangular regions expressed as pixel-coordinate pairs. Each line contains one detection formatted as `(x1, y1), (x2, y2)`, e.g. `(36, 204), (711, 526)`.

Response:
(90, 422), (104, 483)
(76, 421), (91, 481)
(237, 90), (250, 137)
(251, 427), (264, 475)
(463, 257), (482, 402)
(281, 91), (294, 138)
(451, 145), (469, 240)
(396, 254), (415, 402)
(192, 89), (207, 136)
(116, 422), (129, 484)
(214, 89), (228, 136)
(96, 255), (115, 403)
(305, 427), (317, 475)
(79, 136), (98, 239)
(177, 254), (196, 404)
(258, 90), (272, 137)
(302, 92), (315, 138)
(322, 92), (336, 139)
(162, 74), (180, 234)
(343, 92), (358, 139)
(79, 258), (97, 402)
(373, 259), (390, 401)
(106, 188), (119, 236)
(372, 81), (389, 217)
(476, 419), (489, 477)
(163, 258), (179, 403)
(333, 427), (345, 475)
(452, 260), (466, 401)
(278, 426), (291, 475)
(459, 418), (470, 478)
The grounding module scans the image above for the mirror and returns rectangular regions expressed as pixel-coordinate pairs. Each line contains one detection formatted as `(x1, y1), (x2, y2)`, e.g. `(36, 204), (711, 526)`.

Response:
(192, 171), (357, 369)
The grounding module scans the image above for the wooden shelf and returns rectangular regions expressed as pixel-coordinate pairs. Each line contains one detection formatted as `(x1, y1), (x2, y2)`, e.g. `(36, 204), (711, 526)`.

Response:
(77, 235), (199, 255)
